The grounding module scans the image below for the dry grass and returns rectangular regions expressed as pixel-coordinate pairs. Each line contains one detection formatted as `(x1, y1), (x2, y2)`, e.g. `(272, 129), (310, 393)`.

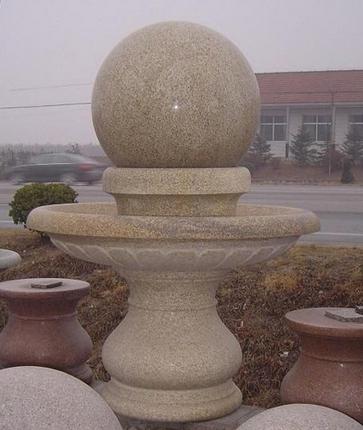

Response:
(0, 229), (362, 407)
(251, 162), (363, 185)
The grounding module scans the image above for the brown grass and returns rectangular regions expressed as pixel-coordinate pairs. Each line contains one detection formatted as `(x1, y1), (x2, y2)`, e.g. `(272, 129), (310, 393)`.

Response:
(0, 229), (362, 407)
(251, 162), (363, 185)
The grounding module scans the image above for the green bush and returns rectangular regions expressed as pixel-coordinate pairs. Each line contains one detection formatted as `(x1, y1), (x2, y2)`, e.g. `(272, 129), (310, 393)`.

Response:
(9, 183), (78, 227)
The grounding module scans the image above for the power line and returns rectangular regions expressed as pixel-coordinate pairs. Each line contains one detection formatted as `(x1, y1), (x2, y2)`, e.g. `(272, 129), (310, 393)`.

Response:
(0, 101), (91, 111)
(10, 83), (92, 92)
(262, 90), (363, 95)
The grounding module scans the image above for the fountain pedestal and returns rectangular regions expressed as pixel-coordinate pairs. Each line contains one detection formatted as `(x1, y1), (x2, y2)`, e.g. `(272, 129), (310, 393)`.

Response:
(101, 270), (242, 421)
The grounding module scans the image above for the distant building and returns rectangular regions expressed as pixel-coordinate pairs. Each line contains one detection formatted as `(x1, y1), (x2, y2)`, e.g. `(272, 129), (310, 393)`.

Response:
(256, 70), (363, 158)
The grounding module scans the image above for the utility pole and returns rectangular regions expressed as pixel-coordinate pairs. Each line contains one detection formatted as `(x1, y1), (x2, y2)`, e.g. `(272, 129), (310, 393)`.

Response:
(328, 91), (336, 177)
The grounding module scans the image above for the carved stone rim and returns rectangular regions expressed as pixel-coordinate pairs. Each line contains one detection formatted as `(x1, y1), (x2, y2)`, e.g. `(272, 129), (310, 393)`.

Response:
(27, 202), (320, 240)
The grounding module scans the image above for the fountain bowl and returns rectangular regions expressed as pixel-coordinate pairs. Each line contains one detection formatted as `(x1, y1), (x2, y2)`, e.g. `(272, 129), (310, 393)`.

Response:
(27, 201), (319, 272)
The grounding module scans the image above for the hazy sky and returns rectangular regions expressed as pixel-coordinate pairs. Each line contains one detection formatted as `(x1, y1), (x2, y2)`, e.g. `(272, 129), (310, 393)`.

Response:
(1, 0), (362, 145)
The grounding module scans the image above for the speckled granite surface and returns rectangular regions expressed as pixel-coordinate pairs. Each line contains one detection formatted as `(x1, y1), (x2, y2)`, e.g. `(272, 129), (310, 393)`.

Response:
(92, 21), (260, 168)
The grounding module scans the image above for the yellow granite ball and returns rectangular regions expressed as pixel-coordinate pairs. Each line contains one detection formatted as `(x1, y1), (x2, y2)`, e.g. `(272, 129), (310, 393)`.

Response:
(92, 21), (260, 168)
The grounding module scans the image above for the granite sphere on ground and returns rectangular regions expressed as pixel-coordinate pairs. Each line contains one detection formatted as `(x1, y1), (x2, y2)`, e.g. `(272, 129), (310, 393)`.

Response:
(238, 404), (362, 430)
(0, 249), (21, 269)
(0, 366), (122, 430)
(92, 21), (260, 168)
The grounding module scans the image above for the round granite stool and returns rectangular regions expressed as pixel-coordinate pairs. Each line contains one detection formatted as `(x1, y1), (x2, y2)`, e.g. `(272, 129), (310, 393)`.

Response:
(0, 278), (93, 384)
(281, 307), (363, 423)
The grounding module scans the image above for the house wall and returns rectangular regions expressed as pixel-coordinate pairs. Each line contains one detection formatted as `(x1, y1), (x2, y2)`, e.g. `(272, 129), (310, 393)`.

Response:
(260, 105), (363, 158)
(335, 108), (349, 147)
(288, 109), (301, 141)
(335, 107), (363, 146)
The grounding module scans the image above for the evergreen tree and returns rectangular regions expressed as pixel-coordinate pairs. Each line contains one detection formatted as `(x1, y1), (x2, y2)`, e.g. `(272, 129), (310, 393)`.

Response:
(290, 127), (317, 166)
(317, 141), (343, 174)
(341, 158), (355, 184)
(317, 139), (330, 165)
(247, 133), (271, 168)
(342, 127), (363, 165)
(67, 143), (81, 155)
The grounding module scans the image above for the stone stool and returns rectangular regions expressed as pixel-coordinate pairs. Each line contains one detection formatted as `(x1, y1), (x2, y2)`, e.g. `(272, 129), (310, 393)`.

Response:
(0, 278), (93, 384)
(281, 307), (363, 423)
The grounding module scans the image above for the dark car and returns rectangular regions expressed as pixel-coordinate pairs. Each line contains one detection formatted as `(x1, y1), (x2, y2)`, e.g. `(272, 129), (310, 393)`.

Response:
(7, 153), (105, 185)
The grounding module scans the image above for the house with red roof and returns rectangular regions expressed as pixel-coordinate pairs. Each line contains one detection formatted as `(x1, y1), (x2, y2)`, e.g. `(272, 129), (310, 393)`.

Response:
(255, 70), (363, 158)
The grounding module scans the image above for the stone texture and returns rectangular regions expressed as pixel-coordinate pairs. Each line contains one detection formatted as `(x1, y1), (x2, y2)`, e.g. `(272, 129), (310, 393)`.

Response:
(50, 236), (295, 272)
(238, 404), (362, 429)
(281, 308), (363, 423)
(0, 278), (93, 383)
(325, 308), (363, 323)
(115, 405), (263, 430)
(0, 248), (21, 269)
(92, 22), (260, 168)
(27, 202), (320, 241)
(99, 270), (243, 421)
(103, 167), (251, 216)
(0, 366), (122, 430)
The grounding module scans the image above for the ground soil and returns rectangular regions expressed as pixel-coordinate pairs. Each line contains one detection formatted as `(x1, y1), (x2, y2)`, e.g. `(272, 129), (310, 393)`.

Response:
(251, 162), (363, 185)
(0, 229), (362, 408)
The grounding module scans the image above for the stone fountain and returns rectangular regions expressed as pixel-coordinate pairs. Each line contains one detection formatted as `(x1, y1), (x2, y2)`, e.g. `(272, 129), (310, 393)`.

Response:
(27, 22), (320, 423)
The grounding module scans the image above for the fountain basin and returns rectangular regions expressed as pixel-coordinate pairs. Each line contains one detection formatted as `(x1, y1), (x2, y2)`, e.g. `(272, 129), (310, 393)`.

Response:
(27, 202), (318, 242)
(27, 202), (319, 273)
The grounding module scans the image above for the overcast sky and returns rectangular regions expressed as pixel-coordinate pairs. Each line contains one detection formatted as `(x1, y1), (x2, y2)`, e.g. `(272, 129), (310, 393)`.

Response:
(1, 0), (362, 146)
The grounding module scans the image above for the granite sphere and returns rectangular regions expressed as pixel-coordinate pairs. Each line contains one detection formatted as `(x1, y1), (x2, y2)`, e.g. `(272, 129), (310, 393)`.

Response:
(92, 21), (260, 168)
(0, 248), (21, 269)
(0, 366), (122, 430)
(238, 404), (362, 430)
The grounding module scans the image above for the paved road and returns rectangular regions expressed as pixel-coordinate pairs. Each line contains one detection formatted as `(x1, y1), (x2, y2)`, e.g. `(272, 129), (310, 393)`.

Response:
(1, 182), (362, 246)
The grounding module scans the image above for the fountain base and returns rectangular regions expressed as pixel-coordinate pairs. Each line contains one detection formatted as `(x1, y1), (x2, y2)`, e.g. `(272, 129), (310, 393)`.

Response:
(100, 270), (242, 422)
(101, 379), (242, 422)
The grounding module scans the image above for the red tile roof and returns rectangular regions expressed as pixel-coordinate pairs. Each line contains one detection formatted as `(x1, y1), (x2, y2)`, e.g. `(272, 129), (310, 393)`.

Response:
(256, 70), (363, 105)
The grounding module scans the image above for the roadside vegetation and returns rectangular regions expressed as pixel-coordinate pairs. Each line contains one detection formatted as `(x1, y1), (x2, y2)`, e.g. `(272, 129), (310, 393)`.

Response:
(242, 128), (363, 184)
(0, 229), (361, 407)
(2, 133), (362, 185)
(9, 183), (78, 228)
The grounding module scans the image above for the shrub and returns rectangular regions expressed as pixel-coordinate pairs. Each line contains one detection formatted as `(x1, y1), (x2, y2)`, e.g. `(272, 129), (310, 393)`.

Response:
(290, 127), (318, 166)
(270, 157), (282, 170)
(9, 183), (78, 227)
(342, 126), (363, 164)
(239, 160), (257, 173)
(245, 133), (271, 169)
